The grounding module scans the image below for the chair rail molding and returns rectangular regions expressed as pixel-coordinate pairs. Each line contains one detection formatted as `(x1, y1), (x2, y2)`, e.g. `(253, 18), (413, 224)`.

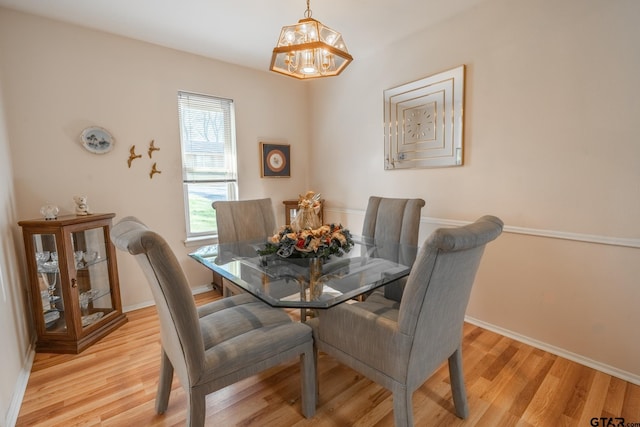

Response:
(325, 207), (640, 249)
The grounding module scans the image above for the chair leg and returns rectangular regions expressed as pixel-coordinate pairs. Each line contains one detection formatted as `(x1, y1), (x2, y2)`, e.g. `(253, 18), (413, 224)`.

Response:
(186, 390), (206, 427)
(448, 346), (469, 419)
(155, 349), (174, 414)
(300, 345), (317, 418)
(313, 342), (320, 402)
(392, 388), (413, 427)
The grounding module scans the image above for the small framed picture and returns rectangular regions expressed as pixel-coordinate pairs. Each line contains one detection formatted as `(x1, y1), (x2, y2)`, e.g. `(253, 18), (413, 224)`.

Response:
(260, 142), (290, 178)
(80, 126), (115, 154)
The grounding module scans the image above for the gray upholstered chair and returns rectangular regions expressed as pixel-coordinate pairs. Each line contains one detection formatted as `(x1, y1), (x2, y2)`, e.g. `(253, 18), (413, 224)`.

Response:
(362, 196), (425, 302)
(212, 198), (277, 296)
(110, 217), (315, 426)
(309, 215), (503, 426)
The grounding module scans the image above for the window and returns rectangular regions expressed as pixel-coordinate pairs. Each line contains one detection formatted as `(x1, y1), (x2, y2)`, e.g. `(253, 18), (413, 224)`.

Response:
(178, 91), (238, 239)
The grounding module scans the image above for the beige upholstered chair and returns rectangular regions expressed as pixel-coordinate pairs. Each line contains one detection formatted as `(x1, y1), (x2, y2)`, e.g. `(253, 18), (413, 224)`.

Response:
(212, 198), (277, 296)
(362, 196), (425, 301)
(110, 217), (315, 426)
(309, 216), (504, 426)
(213, 197), (276, 243)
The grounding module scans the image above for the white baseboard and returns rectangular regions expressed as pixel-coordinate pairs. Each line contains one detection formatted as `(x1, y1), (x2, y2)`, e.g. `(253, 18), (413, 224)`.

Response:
(465, 316), (640, 386)
(6, 343), (36, 427)
(122, 284), (214, 313)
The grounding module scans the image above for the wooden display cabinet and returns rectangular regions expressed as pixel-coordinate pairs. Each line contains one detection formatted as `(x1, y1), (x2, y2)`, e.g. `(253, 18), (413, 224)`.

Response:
(18, 213), (127, 353)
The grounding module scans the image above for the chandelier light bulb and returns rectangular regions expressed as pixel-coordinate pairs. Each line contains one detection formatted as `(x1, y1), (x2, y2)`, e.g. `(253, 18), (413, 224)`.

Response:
(302, 50), (316, 73)
(285, 31), (295, 43)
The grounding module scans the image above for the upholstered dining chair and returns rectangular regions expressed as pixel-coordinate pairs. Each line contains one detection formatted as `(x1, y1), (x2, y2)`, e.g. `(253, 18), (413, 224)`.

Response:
(110, 217), (315, 426)
(309, 215), (503, 426)
(362, 196), (425, 302)
(212, 198), (277, 296)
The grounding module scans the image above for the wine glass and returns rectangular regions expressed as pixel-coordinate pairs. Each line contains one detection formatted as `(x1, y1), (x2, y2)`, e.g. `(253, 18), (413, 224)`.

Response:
(83, 250), (97, 265)
(48, 275), (57, 302)
(74, 251), (84, 268)
(35, 251), (50, 266)
(39, 271), (57, 302)
(79, 292), (90, 314)
(79, 289), (100, 315)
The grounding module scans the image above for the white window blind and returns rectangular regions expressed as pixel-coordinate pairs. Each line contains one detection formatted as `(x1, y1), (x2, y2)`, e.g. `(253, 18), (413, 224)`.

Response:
(178, 91), (238, 238)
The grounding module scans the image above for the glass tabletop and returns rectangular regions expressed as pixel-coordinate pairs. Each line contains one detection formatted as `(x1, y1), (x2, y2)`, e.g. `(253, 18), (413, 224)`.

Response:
(189, 236), (417, 309)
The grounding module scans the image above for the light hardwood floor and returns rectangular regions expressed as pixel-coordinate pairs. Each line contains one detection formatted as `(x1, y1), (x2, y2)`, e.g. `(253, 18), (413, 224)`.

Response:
(16, 291), (640, 426)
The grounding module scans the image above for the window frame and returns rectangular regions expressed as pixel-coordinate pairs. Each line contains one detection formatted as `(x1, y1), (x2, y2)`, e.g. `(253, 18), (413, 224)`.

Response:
(178, 91), (238, 240)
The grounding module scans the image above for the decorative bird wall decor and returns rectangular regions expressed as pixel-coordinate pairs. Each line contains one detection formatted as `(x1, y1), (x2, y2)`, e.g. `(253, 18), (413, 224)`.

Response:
(149, 162), (161, 179)
(127, 145), (142, 168)
(148, 140), (160, 158)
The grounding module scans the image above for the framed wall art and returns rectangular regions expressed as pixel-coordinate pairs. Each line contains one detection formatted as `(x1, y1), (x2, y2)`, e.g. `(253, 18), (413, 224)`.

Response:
(260, 142), (291, 178)
(383, 65), (465, 169)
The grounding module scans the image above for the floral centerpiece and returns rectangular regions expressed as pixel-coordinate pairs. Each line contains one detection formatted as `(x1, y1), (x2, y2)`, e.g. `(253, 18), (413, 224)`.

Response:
(258, 223), (354, 260)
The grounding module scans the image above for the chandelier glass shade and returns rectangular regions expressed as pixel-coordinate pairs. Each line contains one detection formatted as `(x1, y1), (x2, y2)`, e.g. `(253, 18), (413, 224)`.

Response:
(270, 1), (353, 79)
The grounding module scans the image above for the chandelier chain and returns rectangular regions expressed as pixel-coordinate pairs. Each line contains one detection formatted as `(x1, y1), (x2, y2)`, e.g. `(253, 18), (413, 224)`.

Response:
(304, 0), (312, 18)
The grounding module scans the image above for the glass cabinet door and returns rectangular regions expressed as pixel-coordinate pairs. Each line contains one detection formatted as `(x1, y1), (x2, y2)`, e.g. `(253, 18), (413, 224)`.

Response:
(32, 233), (67, 333)
(71, 226), (115, 329)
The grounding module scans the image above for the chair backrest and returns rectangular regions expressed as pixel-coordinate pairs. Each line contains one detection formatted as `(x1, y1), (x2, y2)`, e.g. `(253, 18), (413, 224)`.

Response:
(398, 215), (503, 384)
(362, 196), (425, 300)
(110, 217), (203, 389)
(362, 196), (425, 246)
(213, 198), (276, 244)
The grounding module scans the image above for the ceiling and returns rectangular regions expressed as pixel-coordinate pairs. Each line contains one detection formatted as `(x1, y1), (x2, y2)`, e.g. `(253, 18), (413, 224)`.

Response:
(0, 0), (486, 72)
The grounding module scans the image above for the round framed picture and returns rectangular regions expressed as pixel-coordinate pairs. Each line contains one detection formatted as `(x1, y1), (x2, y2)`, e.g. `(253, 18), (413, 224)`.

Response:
(260, 142), (290, 177)
(266, 149), (286, 172)
(80, 126), (114, 154)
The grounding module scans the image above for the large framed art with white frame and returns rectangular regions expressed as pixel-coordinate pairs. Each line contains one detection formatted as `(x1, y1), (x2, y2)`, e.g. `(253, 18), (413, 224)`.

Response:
(384, 65), (465, 169)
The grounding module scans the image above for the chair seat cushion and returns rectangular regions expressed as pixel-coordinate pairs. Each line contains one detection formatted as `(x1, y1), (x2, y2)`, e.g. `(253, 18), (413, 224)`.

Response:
(199, 300), (294, 348)
(359, 292), (400, 321)
(311, 302), (411, 384)
(202, 321), (312, 380)
(196, 293), (258, 318)
(198, 301), (311, 380)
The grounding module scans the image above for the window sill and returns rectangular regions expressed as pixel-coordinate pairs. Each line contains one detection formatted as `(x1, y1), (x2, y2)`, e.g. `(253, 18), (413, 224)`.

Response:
(183, 235), (217, 248)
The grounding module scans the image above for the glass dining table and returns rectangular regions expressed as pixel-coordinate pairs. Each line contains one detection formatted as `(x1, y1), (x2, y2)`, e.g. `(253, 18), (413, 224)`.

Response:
(189, 236), (417, 318)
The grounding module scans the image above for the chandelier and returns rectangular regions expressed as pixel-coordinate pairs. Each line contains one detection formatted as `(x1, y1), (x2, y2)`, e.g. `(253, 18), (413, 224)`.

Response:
(269, 0), (353, 79)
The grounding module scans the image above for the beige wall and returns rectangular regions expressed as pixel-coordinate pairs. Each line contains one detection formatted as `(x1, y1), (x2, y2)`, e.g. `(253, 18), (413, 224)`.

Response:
(310, 0), (640, 381)
(1, 0), (639, 424)
(0, 8), (310, 424)
(0, 8), (311, 308)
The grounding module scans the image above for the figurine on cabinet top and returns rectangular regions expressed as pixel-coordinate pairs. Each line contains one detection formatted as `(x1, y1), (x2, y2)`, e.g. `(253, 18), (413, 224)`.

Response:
(40, 204), (59, 220)
(73, 195), (92, 215)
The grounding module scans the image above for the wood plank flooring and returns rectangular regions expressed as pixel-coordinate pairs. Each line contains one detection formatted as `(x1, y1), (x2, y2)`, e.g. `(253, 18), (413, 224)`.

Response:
(16, 291), (640, 426)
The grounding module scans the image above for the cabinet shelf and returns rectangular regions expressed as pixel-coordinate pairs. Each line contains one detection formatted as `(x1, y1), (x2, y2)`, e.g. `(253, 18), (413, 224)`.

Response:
(75, 257), (106, 270)
(19, 213), (127, 354)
